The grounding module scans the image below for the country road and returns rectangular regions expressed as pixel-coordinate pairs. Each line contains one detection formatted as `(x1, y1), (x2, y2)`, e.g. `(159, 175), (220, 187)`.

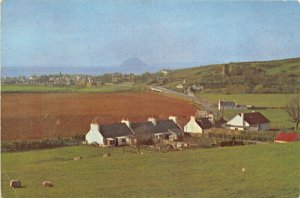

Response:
(149, 86), (215, 112)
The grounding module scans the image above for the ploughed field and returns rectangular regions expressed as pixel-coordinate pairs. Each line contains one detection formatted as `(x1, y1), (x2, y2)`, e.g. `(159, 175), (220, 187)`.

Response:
(1, 92), (196, 141)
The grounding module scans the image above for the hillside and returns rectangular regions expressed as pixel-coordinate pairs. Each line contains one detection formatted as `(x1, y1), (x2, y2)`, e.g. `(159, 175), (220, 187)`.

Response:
(162, 57), (300, 93)
(2, 143), (299, 197)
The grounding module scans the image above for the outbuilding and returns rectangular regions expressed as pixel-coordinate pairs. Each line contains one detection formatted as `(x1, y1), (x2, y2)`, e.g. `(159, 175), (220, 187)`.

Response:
(226, 112), (270, 131)
(275, 132), (299, 143)
(184, 116), (213, 134)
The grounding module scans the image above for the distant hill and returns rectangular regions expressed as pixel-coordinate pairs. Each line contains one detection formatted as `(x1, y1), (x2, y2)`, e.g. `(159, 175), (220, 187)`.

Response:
(162, 57), (300, 94)
(120, 57), (149, 73)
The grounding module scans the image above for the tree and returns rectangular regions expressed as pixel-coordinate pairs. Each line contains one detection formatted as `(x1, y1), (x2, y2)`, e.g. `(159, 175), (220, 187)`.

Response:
(285, 96), (300, 130)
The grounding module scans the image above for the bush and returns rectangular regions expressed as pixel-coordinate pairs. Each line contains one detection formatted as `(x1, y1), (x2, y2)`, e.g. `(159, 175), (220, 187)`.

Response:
(1, 138), (81, 152)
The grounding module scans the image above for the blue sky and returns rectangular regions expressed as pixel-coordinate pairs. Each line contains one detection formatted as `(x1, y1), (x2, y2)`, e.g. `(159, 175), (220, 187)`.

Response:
(2, 0), (300, 68)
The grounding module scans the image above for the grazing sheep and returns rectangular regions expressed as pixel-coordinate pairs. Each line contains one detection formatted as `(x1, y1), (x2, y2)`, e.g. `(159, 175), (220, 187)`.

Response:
(42, 181), (54, 187)
(10, 180), (21, 188)
(103, 153), (111, 158)
(74, 156), (82, 160)
(242, 168), (246, 172)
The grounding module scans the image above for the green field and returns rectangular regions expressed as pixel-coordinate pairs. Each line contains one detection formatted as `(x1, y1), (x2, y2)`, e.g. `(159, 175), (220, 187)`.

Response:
(1, 84), (145, 93)
(199, 93), (297, 108)
(2, 143), (300, 197)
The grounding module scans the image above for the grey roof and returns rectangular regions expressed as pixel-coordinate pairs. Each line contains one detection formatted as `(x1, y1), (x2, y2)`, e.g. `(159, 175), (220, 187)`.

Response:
(196, 118), (213, 129)
(168, 128), (184, 134)
(155, 120), (183, 134)
(215, 118), (227, 128)
(220, 101), (236, 107)
(130, 121), (157, 135)
(100, 123), (134, 138)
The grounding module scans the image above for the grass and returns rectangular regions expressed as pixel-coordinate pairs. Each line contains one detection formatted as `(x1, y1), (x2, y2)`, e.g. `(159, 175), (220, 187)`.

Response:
(1, 84), (145, 93)
(199, 93), (297, 108)
(1, 143), (300, 197)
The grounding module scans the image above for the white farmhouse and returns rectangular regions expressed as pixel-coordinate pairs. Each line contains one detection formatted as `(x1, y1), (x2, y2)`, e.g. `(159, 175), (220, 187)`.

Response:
(184, 116), (213, 134)
(226, 112), (270, 131)
(86, 119), (134, 146)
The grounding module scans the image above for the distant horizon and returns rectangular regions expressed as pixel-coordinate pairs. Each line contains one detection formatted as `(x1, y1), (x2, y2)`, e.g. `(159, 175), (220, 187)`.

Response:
(3, 55), (300, 68)
(2, 56), (300, 77)
(2, 1), (300, 69)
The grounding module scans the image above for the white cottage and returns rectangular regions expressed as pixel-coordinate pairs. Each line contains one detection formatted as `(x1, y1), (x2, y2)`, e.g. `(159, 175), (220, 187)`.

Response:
(85, 119), (134, 146)
(226, 112), (270, 131)
(184, 116), (213, 134)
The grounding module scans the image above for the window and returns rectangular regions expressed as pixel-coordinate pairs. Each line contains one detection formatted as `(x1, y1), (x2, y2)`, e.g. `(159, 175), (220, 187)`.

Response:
(121, 138), (126, 143)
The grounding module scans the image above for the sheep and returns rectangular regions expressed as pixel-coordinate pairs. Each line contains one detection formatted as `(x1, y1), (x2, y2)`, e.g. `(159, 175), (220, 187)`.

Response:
(103, 153), (111, 158)
(10, 180), (21, 188)
(42, 181), (54, 187)
(73, 156), (82, 160)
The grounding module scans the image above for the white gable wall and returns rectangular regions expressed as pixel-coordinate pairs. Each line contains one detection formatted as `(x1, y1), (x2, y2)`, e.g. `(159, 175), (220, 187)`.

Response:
(184, 117), (203, 133)
(86, 124), (104, 145)
(226, 114), (249, 130)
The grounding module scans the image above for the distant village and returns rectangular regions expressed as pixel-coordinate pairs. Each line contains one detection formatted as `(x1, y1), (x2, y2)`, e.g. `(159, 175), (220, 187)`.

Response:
(1, 69), (172, 87)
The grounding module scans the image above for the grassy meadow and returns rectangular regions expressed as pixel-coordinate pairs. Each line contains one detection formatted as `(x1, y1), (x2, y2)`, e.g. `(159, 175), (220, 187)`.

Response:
(198, 93), (297, 108)
(2, 143), (300, 197)
(1, 84), (145, 93)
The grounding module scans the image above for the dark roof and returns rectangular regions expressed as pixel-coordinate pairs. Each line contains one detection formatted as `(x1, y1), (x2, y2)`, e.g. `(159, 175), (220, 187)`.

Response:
(275, 132), (299, 142)
(196, 118), (213, 129)
(168, 128), (184, 134)
(220, 101), (236, 107)
(100, 123), (134, 138)
(242, 112), (270, 124)
(130, 121), (157, 135)
(155, 120), (183, 134)
(215, 117), (227, 128)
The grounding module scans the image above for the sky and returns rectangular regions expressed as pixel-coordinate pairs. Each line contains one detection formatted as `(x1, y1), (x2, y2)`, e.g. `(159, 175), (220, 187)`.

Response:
(2, 0), (300, 69)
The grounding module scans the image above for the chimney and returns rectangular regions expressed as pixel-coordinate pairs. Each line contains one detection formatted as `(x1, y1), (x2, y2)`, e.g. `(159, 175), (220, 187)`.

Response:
(90, 118), (100, 131)
(241, 113), (245, 128)
(121, 119), (131, 128)
(169, 116), (177, 124)
(190, 116), (196, 121)
(148, 117), (157, 125)
(90, 123), (100, 131)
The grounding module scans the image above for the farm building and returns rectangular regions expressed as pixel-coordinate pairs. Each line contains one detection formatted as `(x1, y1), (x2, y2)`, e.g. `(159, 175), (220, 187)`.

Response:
(86, 116), (184, 146)
(176, 83), (184, 89)
(274, 132), (300, 143)
(196, 110), (214, 124)
(214, 117), (227, 128)
(147, 116), (184, 141)
(184, 116), (213, 134)
(85, 119), (134, 146)
(130, 121), (157, 140)
(126, 116), (184, 141)
(226, 112), (270, 131)
(218, 100), (236, 110)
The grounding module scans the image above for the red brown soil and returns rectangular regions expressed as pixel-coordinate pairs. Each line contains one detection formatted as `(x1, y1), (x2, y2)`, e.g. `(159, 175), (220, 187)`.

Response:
(1, 92), (196, 141)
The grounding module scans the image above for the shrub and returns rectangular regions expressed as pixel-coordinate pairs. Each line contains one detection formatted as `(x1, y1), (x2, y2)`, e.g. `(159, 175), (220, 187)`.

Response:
(1, 138), (81, 152)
